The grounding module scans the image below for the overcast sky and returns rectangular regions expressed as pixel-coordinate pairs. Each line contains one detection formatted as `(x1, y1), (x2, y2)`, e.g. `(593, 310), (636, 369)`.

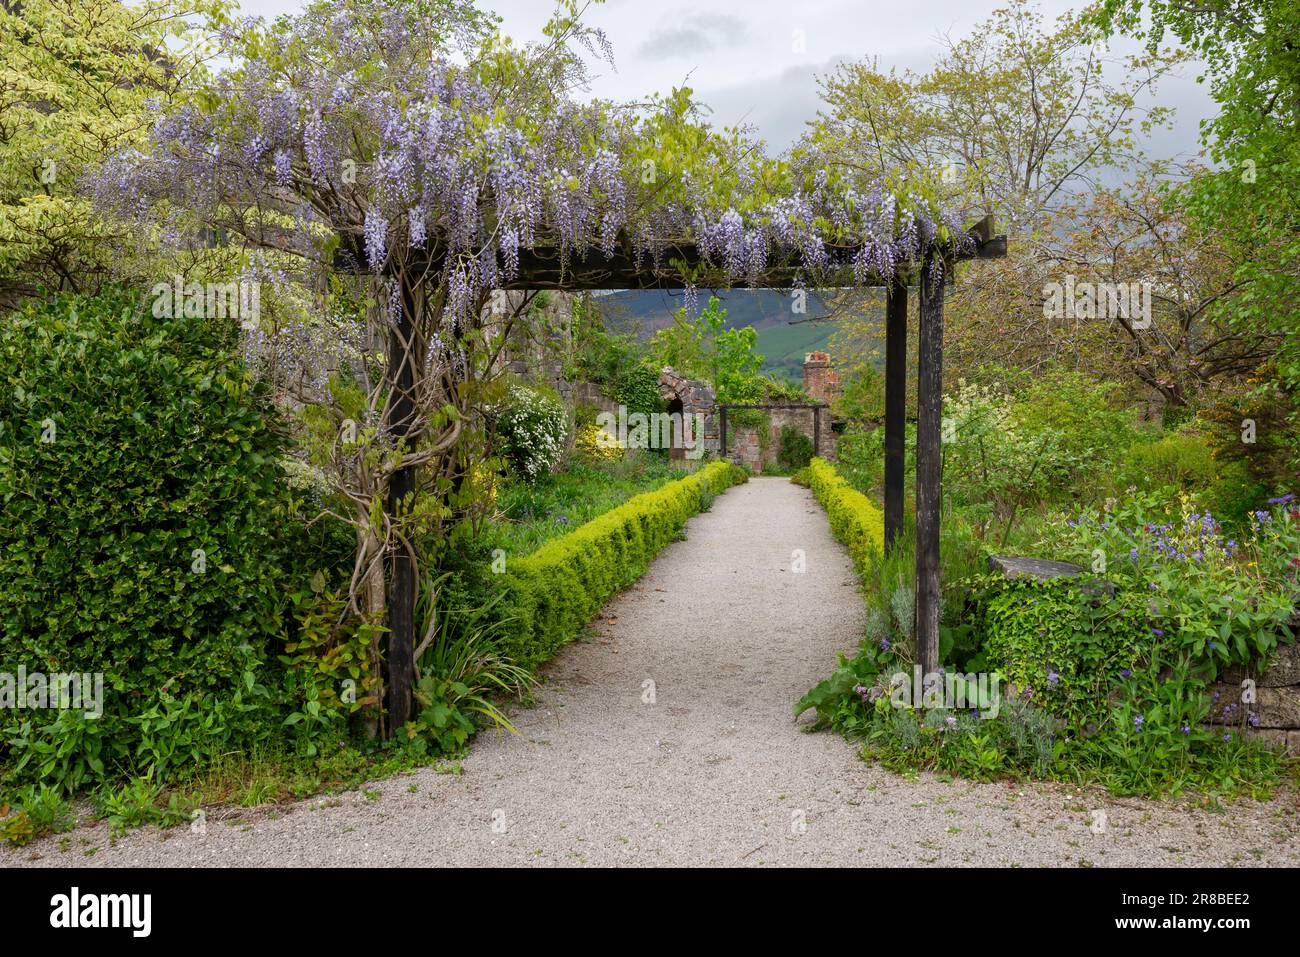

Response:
(236, 0), (1215, 163)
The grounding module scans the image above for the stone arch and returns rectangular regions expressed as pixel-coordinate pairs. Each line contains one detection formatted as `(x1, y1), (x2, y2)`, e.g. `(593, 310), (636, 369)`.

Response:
(657, 367), (719, 463)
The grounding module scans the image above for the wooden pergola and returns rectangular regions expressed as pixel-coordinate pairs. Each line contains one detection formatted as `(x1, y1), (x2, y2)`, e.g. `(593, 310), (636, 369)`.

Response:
(491, 215), (1007, 675)
(342, 215), (1006, 724)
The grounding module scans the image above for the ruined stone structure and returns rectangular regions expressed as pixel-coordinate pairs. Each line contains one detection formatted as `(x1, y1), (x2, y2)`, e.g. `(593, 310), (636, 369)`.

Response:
(657, 367), (720, 467)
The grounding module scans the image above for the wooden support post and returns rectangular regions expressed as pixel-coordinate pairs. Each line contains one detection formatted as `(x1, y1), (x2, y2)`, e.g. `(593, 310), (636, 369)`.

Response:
(884, 278), (907, 552)
(385, 280), (418, 734)
(914, 256), (945, 677)
(813, 405), (821, 457)
(719, 405), (728, 456)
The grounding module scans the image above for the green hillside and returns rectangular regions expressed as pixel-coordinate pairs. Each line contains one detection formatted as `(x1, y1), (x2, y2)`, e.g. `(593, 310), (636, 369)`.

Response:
(595, 289), (844, 385)
(753, 321), (838, 385)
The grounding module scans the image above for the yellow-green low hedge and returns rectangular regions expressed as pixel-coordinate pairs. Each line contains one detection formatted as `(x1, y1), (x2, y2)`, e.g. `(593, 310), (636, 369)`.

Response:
(807, 457), (885, 575)
(497, 460), (747, 667)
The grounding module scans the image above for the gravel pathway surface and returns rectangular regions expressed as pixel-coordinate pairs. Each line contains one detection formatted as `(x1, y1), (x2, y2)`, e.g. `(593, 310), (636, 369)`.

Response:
(11, 477), (1299, 867)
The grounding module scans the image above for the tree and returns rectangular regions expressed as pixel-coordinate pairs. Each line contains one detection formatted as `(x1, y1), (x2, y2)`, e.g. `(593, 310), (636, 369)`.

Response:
(1089, 1), (1300, 390)
(813, 0), (1183, 233)
(0, 0), (226, 305)
(944, 174), (1280, 408)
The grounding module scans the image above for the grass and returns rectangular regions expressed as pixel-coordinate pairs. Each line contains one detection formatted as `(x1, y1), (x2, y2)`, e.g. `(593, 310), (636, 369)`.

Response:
(491, 450), (687, 553)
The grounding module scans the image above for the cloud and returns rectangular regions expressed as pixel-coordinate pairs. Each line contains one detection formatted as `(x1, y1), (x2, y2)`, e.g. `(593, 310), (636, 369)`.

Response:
(638, 13), (751, 62)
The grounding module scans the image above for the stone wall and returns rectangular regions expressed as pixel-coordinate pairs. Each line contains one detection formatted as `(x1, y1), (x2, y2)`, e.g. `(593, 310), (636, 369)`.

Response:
(1214, 629), (1300, 755)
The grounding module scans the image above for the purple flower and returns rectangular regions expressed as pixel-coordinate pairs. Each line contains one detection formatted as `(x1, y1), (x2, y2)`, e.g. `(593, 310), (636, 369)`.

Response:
(1047, 671), (1059, 686)
(1248, 712), (1260, 728)
(1134, 715), (1144, 731)
(1120, 669), (1132, 678)
(880, 638), (891, 651)
(1267, 493), (1295, 505)
(1180, 724), (1190, 735)
(944, 716), (958, 730)
(1150, 627), (1164, 637)
(1223, 733), (1232, 742)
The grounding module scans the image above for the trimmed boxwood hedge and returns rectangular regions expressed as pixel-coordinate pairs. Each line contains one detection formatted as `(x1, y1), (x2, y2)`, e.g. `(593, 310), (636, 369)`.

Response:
(495, 460), (746, 667)
(807, 457), (885, 575)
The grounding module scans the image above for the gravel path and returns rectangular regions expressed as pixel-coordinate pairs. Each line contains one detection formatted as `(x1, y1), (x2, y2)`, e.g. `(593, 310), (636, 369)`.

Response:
(11, 476), (1299, 867)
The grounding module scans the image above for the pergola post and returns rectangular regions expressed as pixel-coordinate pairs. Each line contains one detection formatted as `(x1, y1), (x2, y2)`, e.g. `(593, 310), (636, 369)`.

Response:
(883, 278), (907, 553)
(914, 254), (945, 677)
(385, 278), (418, 733)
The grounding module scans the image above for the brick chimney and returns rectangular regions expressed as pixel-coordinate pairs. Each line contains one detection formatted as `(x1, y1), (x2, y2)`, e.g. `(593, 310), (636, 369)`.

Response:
(803, 351), (839, 403)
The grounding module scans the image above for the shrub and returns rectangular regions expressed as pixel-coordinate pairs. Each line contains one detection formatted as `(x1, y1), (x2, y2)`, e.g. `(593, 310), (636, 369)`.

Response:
(807, 457), (885, 577)
(573, 422), (624, 463)
(613, 363), (665, 419)
(494, 384), (567, 482)
(1117, 430), (1216, 492)
(495, 460), (746, 668)
(776, 425), (814, 470)
(974, 576), (1147, 729)
(0, 291), (322, 792)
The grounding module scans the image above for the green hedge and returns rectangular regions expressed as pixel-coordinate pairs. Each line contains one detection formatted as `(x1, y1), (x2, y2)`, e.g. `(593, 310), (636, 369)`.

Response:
(807, 457), (885, 575)
(0, 291), (324, 791)
(496, 460), (746, 667)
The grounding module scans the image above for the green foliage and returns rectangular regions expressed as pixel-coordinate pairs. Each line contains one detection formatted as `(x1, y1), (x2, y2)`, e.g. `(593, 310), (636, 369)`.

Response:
(650, 296), (767, 402)
(403, 582), (536, 758)
(943, 372), (1137, 543)
(487, 453), (687, 555)
(1050, 493), (1299, 678)
(494, 461), (746, 668)
(974, 576), (1147, 728)
(0, 291), (327, 792)
(1117, 430), (1217, 492)
(806, 457), (886, 578)
(1089, 1), (1300, 389)
(1, 783), (75, 846)
(0, 0), (229, 300)
(776, 425), (814, 470)
(613, 364), (665, 419)
(278, 581), (383, 755)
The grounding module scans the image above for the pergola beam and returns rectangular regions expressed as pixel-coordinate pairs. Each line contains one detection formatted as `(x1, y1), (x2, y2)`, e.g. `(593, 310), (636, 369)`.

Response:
(332, 216), (1006, 292)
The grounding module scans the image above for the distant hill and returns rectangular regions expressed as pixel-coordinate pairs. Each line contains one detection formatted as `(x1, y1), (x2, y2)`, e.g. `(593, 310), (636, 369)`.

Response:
(594, 289), (869, 385)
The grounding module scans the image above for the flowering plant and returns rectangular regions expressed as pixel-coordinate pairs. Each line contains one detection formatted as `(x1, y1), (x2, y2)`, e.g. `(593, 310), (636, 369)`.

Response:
(493, 385), (567, 483)
(1059, 492), (1299, 676)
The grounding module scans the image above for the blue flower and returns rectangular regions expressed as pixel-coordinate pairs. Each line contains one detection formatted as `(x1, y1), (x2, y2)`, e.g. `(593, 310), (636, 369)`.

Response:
(1134, 715), (1144, 731)
(1267, 493), (1296, 505)
(1047, 671), (1059, 686)
(1179, 724), (1190, 735)
(1150, 627), (1164, 637)
(880, 637), (891, 651)
(1120, 668), (1132, 678)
